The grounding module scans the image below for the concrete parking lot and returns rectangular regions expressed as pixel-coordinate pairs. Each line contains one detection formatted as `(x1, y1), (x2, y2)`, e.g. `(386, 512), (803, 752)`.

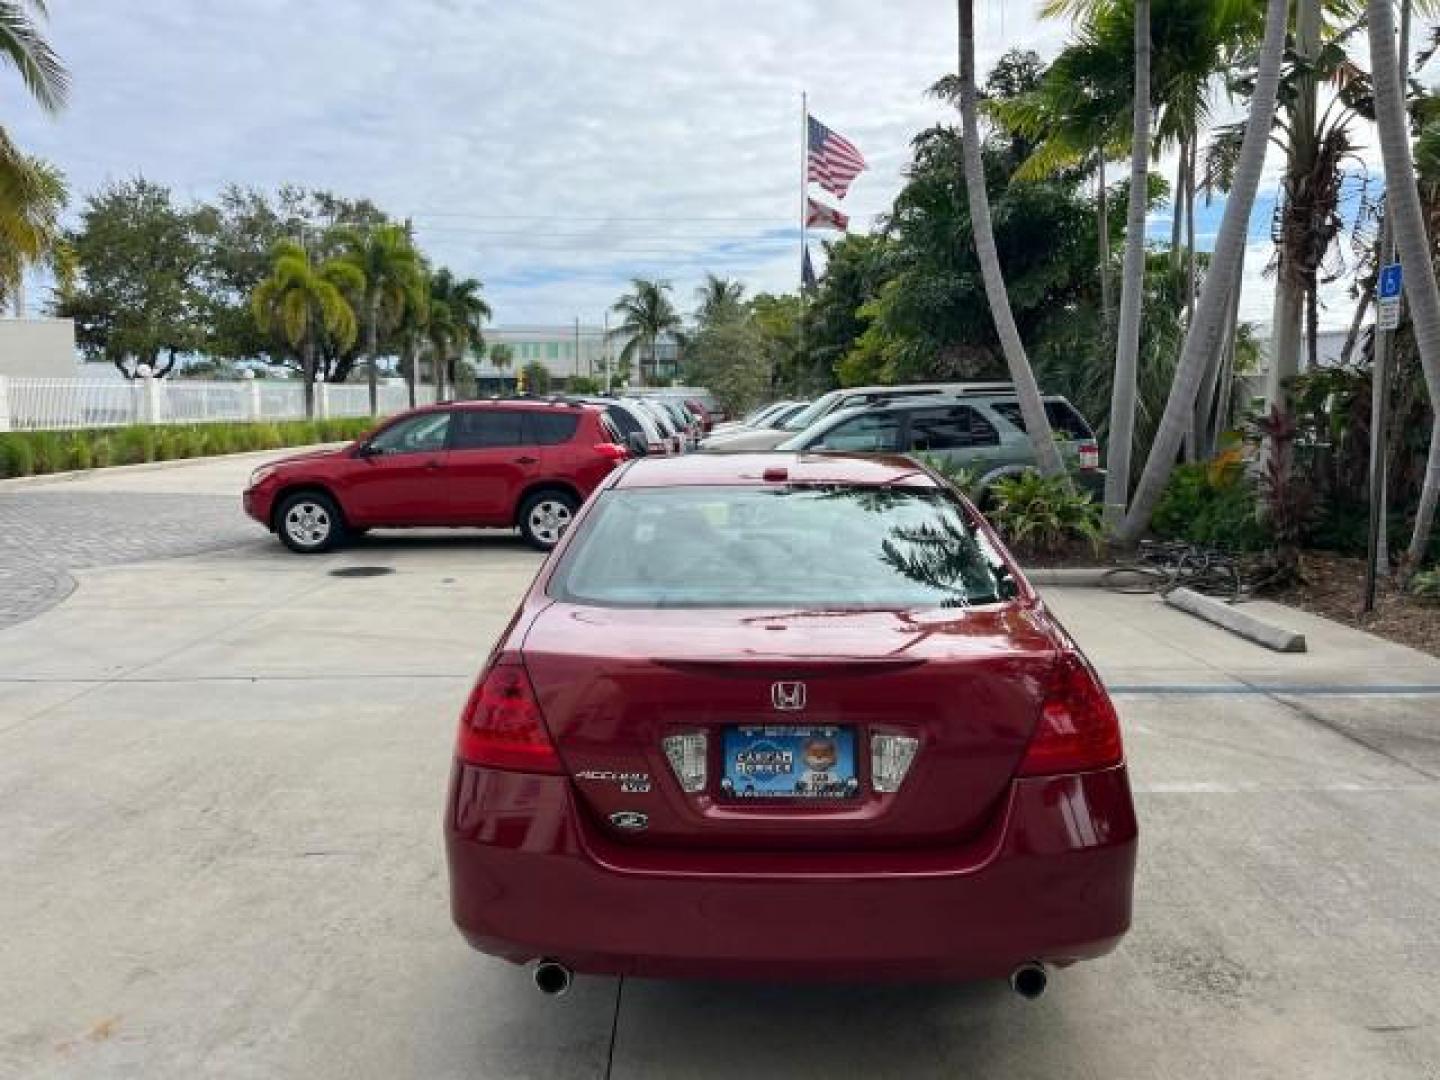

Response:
(3, 453), (1440, 1079)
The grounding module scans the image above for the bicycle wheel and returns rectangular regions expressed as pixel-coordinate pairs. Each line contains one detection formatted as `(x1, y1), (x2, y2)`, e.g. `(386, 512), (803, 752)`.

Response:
(1100, 566), (1172, 594)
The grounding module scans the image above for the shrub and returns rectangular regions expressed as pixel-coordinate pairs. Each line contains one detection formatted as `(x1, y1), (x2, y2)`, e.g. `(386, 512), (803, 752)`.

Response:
(915, 453), (979, 500)
(0, 435), (35, 478)
(988, 472), (1102, 554)
(1412, 570), (1440, 601)
(1151, 462), (1271, 552)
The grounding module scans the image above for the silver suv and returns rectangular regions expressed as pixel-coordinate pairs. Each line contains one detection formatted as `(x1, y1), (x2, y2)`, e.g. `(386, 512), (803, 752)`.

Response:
(699, 382), (1013, 453)
(774, 393), (1103, 500)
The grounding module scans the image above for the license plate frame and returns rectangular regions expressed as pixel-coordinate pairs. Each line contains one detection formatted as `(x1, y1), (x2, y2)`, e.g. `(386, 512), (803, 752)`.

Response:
(719, 725), (860, 801)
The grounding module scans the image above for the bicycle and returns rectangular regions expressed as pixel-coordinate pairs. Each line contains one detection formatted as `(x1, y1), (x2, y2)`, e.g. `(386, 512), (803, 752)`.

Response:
(1101, 541), (1245, 602)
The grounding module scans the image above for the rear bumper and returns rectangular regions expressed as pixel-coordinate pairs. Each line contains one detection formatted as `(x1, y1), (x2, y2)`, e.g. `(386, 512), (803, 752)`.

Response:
(444, 764), (1137, 982)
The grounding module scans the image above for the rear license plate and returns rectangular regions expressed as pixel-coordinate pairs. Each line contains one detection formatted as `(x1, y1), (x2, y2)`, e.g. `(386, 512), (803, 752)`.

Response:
(720, 726), (859, 800)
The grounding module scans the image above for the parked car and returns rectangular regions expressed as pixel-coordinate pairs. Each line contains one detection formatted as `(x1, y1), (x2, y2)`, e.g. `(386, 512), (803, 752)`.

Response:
(775, 394), (1104, 501)
(634, 387), (725, 428)
(243, 400), (629, 553)
(710, 400), (804, 437)
(627, 398), (686, 454)
(651, 398), (702, 448)
(700, 383), (1014, 453)
(444, 451), (1136, 990)
(586, 398), (670, 457)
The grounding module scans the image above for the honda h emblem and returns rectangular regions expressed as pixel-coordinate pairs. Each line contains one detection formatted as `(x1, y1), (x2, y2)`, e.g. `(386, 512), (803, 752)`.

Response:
(771, 681), (806, 711)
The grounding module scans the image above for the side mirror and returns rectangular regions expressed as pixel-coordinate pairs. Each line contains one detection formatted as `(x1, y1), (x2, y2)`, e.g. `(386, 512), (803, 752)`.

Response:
(626, 432), (649, 457)
(356, 442), (383, 459)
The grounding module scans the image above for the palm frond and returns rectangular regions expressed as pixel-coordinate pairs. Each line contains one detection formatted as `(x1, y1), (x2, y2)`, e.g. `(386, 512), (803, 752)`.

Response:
(0, 0), (69, 112)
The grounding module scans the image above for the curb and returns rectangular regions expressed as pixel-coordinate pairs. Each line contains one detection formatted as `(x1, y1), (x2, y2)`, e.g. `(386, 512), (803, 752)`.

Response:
(1163, 587), (1308, 653)
(0, 443), (348, 491)
(1025, 567), (1111, 587)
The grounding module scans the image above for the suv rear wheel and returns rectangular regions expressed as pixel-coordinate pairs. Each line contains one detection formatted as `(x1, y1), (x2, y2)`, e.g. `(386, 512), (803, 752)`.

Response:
(276, 491), (346, 554)
(518, 490), (578, 551)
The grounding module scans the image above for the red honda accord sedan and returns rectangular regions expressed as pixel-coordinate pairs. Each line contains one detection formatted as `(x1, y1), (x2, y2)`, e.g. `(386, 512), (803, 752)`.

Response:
(444, 453), (1137, 996)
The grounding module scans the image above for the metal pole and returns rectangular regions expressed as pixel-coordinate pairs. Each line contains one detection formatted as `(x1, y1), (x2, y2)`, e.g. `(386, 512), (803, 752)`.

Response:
(798, 91), (809, 394)
(1364, 0), (1411, 614)
(603, 312), (612, 394)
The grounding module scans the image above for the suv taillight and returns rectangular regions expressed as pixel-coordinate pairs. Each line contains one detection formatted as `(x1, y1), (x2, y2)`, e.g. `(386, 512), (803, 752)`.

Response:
(456, 653), (563, 773)
(1018, 652), (1123, 777)
(1079, 442), (1100, 470)
(593, 442), (629, 462)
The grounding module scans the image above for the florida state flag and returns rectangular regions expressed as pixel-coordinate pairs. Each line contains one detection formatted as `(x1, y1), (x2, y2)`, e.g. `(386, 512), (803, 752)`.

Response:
(806, 197), (849, 232)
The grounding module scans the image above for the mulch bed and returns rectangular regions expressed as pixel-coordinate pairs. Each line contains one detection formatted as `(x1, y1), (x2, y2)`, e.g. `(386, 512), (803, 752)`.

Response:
(1269, 551), (1440, 660)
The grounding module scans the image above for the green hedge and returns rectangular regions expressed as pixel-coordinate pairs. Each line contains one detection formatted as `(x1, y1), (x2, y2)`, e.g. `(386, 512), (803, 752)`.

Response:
(0, 419), (378, 480)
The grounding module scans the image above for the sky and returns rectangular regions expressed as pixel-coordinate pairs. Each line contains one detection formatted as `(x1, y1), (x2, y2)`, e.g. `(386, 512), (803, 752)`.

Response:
(5, 0), (1403, 336)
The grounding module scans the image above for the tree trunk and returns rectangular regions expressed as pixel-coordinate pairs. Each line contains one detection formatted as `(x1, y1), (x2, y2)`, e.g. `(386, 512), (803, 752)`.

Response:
(435, 343), (447, 403)
(1184, 133), (1198, 326)
(1097, 154), (1113, 351)
(302, 340), (316, 419)
(1118, 0), (1289, 543)
(366, 294), (380, 416)
(406, 338), (418, 409)
(1195, 247), (1246, 459)
(957, 0), (1064, 477)
(1104, 0), (1152, 528)
(1264, 0), (1322, 434)
(1170, 149), (1185, 270)
(1370, 0), (1440, 573)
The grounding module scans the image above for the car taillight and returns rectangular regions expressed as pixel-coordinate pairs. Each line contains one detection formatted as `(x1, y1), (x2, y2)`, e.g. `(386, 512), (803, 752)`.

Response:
(1079, 442), (1100, 470)
(649, 441), (665, 454)
(1018, 652), (1123, 777)
(455, 653), (563, 773)
(593, 442), (629, 462)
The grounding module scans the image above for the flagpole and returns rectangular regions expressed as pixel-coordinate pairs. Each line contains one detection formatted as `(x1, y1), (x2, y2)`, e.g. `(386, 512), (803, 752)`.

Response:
(798, 91), (808, 393)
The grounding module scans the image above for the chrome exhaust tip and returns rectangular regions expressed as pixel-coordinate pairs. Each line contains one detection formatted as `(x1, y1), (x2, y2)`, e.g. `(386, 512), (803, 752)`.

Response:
(1009, 962), (1048, 1000)
(533, 959), (574, 997)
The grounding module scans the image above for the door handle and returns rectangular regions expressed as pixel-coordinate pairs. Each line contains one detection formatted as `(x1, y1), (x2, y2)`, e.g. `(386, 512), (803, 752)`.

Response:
(514, 456), (539, 465)
(425, 459), (443, 471)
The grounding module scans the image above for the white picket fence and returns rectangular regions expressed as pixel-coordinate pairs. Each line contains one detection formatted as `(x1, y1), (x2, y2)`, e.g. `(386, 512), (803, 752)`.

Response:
(0, 373), (436, 432)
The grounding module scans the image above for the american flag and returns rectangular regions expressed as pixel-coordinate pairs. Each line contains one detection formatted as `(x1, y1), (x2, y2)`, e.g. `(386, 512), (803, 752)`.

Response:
(806, 197), (848, 232)
(808, 115), (867, 199)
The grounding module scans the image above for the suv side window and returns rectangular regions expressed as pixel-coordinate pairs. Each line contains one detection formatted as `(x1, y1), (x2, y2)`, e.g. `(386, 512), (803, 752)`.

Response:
(526, 412), (581, 446)
(908, 406), (999, 451)
(990, 401), (1094, 442)
(811, 412), (903, 452)
(367, 411), (452, 455)
(452, 409), (525, 450)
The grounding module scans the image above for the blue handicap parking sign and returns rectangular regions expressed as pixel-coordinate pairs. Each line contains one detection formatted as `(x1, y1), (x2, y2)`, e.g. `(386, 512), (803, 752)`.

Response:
(1379, 263), (1403, 299)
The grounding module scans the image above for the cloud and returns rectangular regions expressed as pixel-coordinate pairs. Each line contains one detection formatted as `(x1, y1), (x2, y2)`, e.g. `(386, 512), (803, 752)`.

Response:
(5, 2), (1376, 335)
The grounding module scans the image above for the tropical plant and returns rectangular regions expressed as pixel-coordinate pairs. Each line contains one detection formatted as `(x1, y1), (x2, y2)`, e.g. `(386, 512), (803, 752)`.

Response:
(425, 268), (491, 401)
(0, 148), (67, 313)
(1411, 569), (1440, 599)
(1108, 0), (1150, 529)
(1, 0), (69, 314)
(520, 360), (551, 396)
(337, 223), (424, 415)
(694, 273), (746, 326)
(915, 452), (979, 500)
(489, 343), (515, 371)
(987, 471), (1104, 554)
(1118, 0), (1290, 543)
(952, 4), (1063, 477)
(1370, 0), (1440, 578)
(682, 306), (770, 415)
(251, 240), (362, 417)
(612, 278), (683, 387)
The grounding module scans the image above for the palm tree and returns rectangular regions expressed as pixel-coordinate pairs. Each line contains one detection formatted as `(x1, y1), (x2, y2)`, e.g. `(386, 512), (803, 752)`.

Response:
(425, 268), (490, 402)
(489, 343), (515, 372)
(251, 240), (362, 417)
(395, 269), (430, 409)
(0, 1), (68, 112)
(695, 273), (745, 326)
(1370, 0), (1440, 574)
(1107, 0), (1151, 529)
(1117, 0), (1290, 543)
(955, 1), (1063, 476)
(612, 278), (683, 387)
(2, 0), (69, 315)
(337, 223), (424, 414)
(0, 147), (68, 314)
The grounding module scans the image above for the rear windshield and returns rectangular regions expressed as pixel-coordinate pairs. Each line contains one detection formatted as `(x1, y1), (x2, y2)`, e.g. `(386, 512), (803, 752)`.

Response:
(550, 485), (1017, 609)
(990, 400), (1094, 442)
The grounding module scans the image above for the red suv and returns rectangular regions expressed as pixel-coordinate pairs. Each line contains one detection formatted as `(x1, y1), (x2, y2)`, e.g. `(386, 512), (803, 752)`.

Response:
(244, 401), (628, 553)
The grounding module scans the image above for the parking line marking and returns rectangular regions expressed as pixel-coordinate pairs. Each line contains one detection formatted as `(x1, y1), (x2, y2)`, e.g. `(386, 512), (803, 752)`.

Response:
(1108, 684), (1440, 696)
